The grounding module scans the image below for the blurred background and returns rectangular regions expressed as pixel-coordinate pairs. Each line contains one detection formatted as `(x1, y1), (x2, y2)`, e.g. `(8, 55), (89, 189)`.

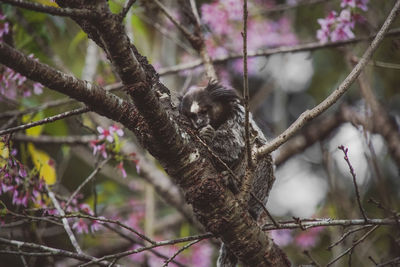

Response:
(1, 0), (400, 266)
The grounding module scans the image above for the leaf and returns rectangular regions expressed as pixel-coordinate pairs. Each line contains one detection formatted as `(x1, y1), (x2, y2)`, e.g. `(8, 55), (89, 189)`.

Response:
(68, 30), (88, 57)
(22, 113), (44, 137)
(36, 0), (58, 7)
(27, 143), (56, 185)
(0, 142), (9, 167)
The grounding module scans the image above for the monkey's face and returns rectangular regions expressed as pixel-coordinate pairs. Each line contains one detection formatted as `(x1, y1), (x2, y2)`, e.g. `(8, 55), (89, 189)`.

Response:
(180, 82), (238, 130)
(180, 87), (214, 129)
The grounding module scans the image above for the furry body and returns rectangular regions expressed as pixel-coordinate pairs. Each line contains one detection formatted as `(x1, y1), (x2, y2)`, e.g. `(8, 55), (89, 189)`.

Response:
(180, 82), (275, 266)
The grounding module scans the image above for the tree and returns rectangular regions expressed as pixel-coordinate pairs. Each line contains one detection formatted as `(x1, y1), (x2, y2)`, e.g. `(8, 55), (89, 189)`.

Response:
(0, 0), (400, 266)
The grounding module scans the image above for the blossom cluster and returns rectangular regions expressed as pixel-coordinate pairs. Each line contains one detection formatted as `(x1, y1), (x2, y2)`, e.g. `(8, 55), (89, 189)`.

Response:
(196, 0), (297, 76)
(270, 227), (324, 249)
(55, 200), (103, 234)
(0, 13), (9, 41)
(0, 141), (102, 233)
(0, 142), (46, 208)
(0, 14), (44, 100)
(90, 124), (139, 178)
(316, 0), (368, 43)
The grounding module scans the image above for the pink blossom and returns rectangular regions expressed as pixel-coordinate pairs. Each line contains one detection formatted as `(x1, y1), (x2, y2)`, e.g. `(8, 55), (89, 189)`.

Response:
(341, 0), (356, 8)
(201, 3), (231, 35)
(0, 21), (9, 40)
(110, 124), (124, 137)
(117, 161), (127, 178)
(90, 219), (103, 232)
(1, 183), (13, 194)
(73, 218), (89, 234)
(295, 227), (323, 249)
(355, 0), (369, 11)
(270, 229), (293, 247)
(90, 140), (107, 158)
(97, 126), (114, 142)
(191, 242), (213, 267)
(331, 24), (354, 42)
(33, 83), (43, 95)
(79, 203), (94, 216)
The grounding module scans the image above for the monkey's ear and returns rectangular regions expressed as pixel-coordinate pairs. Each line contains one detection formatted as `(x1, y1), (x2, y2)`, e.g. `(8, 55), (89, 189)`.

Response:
(206, 81), (239, 102)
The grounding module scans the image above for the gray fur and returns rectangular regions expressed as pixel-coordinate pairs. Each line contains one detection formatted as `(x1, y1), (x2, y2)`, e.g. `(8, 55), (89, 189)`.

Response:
(180, 82), (275, 267)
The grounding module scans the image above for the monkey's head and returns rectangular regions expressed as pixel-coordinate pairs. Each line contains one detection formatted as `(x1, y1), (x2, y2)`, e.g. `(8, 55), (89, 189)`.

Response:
(179, 82), (239, 130)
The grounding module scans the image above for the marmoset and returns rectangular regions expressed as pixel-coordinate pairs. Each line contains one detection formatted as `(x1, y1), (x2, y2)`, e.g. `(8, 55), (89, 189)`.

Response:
(179, 81), (275, 267)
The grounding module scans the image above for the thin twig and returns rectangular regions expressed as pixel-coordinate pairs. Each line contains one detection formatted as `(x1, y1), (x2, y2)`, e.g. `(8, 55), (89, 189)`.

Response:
(0, 237), (114, 266)
(12, 134), (96, 145)
(262, 218), (399, 231)
(238, 0), (255, 207)
(338, 145), (369, 222)
(78, 233), (212, 267)
(0, 98), (73, 119)
(65, 157), (110, 208)
(327, 225), (371, 250)
(377, 257), (400, 267)
(326, 225), (379, 266)
(0, 107), (89, 136)
(256, 0), (400, 157)
(303, 250), (321, 267)
(187, 0), (217, 80)
(161, 239), (202, 267)
(158, 28), (400, 76)
(119, 0), (136, 19)
(46, 185), (83, 254)
(152, 0), (196, 43)
(251, 192), (280, 228)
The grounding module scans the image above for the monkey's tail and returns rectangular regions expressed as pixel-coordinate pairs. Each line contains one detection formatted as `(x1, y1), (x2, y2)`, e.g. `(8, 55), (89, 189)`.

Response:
(217, 243), (238, 267)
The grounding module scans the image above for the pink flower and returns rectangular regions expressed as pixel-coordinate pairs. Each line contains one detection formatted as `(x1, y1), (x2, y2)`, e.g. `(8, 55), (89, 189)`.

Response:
(110, 124), (124, 137)
(191, 242), (213, 267)
(73, 218), (89, 234)
(90, 219), (103, 232)
(341, 0), (356, 8)
(295, 227), (323, 249)
(117, 161), (127, 178)
(97, 126), (113, 142)
(331, 24), (355, 42)
(270, 229), (293, 247)
(79, 203), (94, 216)
(355, 0), (368, 11)
(0, 21), (9, 40)
(33, 83), (43, 95)
(90, 140), (107, 158)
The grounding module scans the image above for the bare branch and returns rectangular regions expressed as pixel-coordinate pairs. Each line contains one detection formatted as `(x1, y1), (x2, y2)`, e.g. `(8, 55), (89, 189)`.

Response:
(119, 0), (136, 19)
(0, 107), (89, 136)
(262, 218), (397, 231)
(161, 239), (203, 267)
(152, 0), (196, 44)
(338, 145), (369, 222)
(328, 225), (372, 250)
(326, 225), (379, 266)
(12, 134), (96, 145)
(158, 28), (400, 76)
(0, 237), (113, 266)
(65, 158), (110, 208)
(256, 0), (400, 157)
(46, 185), (83, 254)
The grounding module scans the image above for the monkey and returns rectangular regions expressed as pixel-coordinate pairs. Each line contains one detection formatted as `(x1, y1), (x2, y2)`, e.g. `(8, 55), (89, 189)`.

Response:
(179, 81), (276, 267)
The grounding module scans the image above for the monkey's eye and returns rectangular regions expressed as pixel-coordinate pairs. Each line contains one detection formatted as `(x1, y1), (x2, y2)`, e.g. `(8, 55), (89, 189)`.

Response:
(199, 110), (207, 115)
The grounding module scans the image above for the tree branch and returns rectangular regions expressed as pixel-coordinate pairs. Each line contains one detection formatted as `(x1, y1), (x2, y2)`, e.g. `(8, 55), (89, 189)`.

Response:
(0, 0), (96, 18)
